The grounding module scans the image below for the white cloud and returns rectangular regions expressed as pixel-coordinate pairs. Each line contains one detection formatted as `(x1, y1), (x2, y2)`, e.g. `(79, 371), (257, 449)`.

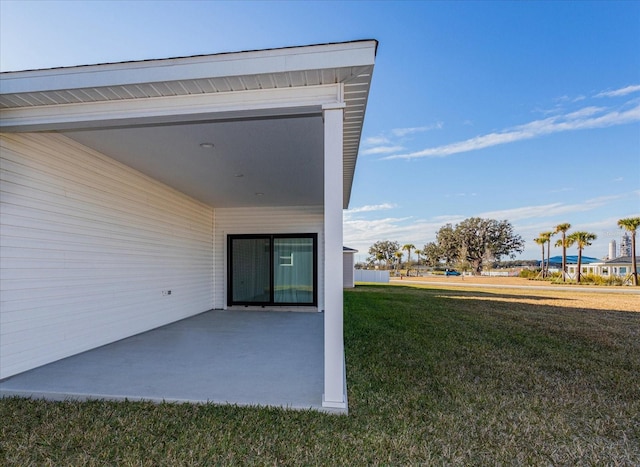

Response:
(549, 187), (573, 194)
(564, 106), (605, 119)
(431, 214), (466, 223)
(344, 211), (468, 254)
(362, 136), (390, 145)
(361, 122), (443, 157)
(346, 203), (398, 214)
(391, 122), (443, 137)
(595, 84), (640, 98)
(552, 94), (586, 104)
(612, 177), (624, 182)
(444, 192), (474, 198)
(361, 145), (405, 156)
(344, 216), (417, 245)
(478, 195), (625, 222)
(383, 103), (640, 160)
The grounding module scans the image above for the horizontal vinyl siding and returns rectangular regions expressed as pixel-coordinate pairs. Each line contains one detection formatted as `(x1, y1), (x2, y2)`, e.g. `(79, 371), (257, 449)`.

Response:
(213, 206), (324, 310)
(343, 253), (355, 288)
(0, 133), (214, 379)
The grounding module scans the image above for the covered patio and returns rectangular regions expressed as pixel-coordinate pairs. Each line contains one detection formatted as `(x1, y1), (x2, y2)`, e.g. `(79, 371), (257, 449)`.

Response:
(1, 40), (377, 413)
(0, 310), (327, 411)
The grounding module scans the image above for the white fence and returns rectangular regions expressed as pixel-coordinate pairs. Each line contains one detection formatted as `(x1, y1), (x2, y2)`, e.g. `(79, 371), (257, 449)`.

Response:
(354, 269), (390, 283)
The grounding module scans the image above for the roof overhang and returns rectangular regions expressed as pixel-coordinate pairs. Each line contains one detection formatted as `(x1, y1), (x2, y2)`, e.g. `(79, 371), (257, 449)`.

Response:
(0, 40), (377, 208)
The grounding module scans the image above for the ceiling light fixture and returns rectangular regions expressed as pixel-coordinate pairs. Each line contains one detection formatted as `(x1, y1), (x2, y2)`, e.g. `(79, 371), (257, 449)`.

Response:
(234, 174), (244, 178)
(255, 192), (264, 196)
(199, 142), (214, 149)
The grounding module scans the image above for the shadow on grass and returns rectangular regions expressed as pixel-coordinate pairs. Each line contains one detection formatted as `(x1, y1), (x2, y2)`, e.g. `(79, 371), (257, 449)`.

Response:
(348, 284), (640, 349)
(343, 284), (640, 463)
(382, 283), (577, 302)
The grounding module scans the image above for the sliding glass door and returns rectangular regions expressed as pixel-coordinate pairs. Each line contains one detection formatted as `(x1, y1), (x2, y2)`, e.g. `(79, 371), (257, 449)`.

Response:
(228, 234), (317, 306)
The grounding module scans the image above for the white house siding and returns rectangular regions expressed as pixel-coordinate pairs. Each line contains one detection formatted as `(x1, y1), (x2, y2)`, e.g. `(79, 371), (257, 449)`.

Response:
(0, 133), (214, 379)
(343, 252), (355, 288)
(213, 206), (324, 310)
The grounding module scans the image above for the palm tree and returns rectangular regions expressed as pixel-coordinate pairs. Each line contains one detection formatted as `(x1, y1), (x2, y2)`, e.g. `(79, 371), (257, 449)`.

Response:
(414, 249), (422, 265)
(540, 231), (553, 278)
(618, 217), (640, 286)
(533, 237), (546, 278)
(394, 251), (403, 272)
(414, 249), (422, 276)
(554, 223), (571, 282)
(566, 231), (597, 283)
(402, 244), (415, 266)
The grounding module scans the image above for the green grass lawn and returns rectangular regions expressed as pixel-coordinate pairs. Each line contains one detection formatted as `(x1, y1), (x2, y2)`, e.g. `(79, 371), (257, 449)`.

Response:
(2, 285), (639, 465)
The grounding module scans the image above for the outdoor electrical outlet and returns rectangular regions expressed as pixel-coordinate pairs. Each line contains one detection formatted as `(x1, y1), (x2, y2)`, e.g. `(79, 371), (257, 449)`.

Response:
(162, 290), (172, 296)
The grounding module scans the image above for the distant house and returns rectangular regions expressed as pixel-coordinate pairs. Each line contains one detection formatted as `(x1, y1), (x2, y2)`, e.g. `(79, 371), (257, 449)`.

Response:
(599, 256), (639, 278)
(566, 256), (639, 279)
(0, 40), (377, 410)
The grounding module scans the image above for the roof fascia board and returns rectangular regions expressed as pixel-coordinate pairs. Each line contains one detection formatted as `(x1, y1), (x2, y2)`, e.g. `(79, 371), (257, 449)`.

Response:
(0, 84), (341, 131)
(1, 41), (377, 94)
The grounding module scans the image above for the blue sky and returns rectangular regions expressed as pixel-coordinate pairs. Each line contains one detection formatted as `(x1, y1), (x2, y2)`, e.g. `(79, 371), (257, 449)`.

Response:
(2, 0), (638, 261)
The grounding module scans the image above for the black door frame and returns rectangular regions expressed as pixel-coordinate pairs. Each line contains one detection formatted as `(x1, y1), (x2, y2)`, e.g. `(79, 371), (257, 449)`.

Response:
(227, 233), (318, 307)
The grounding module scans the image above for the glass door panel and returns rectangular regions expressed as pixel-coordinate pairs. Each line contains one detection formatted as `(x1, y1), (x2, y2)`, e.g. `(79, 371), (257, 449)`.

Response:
(228, 234), (316, 306)
(231, 237), (271, 303)
(274, 237), (314, 304)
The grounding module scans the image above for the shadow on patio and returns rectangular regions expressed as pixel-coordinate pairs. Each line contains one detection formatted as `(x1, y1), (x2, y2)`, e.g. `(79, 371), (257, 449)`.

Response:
(0, 310), (325, 411)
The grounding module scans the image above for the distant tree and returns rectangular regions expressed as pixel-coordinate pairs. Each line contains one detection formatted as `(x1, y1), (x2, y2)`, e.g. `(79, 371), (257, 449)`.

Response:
(618, 217), (640, 286)
(453, 218), (524, 275)
(534, 236), (546, 278)
(554, 223), (571, 282)
(546, 232), (554, 277)
(566, 231), (597, 283)
(414, 249), (422, 265)
(435, 224), (460, 266)
(368, 240), (400, 270)
(402, 244), (416, 265)
(422, 242), (442, 268)
(540, 231), (553, 278)
(394, 251), (404, 271)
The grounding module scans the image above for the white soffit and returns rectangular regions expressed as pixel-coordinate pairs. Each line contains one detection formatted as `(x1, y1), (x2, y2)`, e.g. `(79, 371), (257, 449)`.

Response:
(0, 40), (377, 207)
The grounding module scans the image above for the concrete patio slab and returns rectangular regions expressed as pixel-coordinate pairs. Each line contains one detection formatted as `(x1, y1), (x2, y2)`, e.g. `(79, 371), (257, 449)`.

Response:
(0, 310), (327, 411)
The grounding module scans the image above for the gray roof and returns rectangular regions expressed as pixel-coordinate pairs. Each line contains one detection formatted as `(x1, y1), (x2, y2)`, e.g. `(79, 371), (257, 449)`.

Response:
(604, 256), (640, 264)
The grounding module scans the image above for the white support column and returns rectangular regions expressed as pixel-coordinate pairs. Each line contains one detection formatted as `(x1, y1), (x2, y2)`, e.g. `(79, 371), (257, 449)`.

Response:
(322, 103), (347, 410)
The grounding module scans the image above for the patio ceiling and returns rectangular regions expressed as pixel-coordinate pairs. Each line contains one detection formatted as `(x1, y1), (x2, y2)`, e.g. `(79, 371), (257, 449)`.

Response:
(0, 41), (377, 208)
(61, 116), (325, 208)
